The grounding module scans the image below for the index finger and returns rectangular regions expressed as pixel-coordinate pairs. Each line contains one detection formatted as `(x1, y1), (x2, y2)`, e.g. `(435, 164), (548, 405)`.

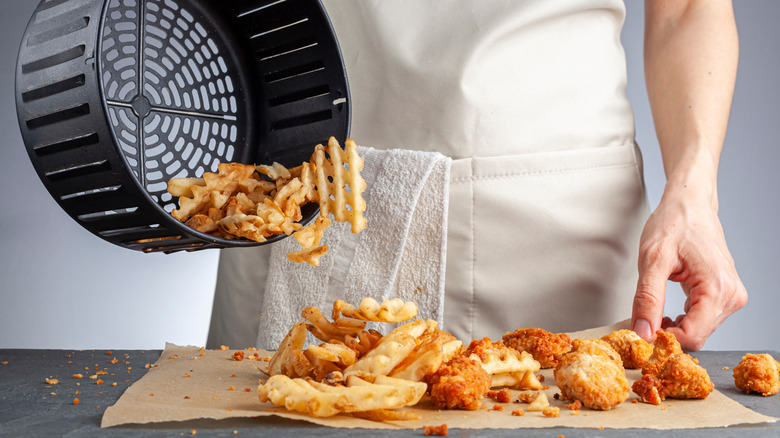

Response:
(662, 294), (720, 352)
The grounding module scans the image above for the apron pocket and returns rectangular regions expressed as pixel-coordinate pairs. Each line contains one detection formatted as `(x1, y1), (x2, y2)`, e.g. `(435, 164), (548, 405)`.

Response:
(443, 144), (649, 340)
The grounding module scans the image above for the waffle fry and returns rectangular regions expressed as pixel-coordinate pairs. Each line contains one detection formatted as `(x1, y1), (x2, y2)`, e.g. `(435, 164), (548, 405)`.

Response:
(343, 319), (436, 377)
(287, 216), (332, 266)
(307, 343), (358, 367)
(268, 322), (309, 377)
(332, 297), (418, 323)
(343, 329), (384, 358)
(301, 307), (366, 343)
(286, 245), (329, 266)
(258, 374), (426, 418)
(310, 137), (367, 233)
(167, 177), (205, 197)
(350, 409), (421, 422)
(168, 137), (367, 265)
(294, 216), (331, 248)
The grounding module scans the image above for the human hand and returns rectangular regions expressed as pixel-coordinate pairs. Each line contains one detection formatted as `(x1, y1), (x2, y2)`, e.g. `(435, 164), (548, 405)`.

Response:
(630, 187), (747, 351)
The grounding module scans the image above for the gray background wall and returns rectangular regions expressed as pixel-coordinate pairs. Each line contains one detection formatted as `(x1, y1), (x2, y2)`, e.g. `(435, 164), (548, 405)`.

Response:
(1, 1), (777, 351)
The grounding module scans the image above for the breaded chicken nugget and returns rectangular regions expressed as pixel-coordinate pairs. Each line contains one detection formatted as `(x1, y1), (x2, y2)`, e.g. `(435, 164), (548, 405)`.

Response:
(642, 330), (682, 376)
(733, 353), (780, 396)
(601, 329), (653, 369)
(502, 328), (571, 368)
(553, 338), (629, 410)
(633, 331), (714, 404)
(427, 355), (491, 410)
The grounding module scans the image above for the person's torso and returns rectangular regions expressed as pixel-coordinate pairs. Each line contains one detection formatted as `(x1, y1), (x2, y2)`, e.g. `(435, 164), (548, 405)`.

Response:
(322, 0), (635, 159)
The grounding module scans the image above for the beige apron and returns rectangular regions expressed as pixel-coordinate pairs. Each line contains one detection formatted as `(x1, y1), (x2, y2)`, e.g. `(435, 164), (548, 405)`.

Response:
(207, 0), (648, 348)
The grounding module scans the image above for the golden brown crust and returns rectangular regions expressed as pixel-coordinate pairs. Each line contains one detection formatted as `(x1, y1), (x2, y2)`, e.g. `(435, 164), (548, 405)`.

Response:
(502, 328), (572, 368)
(634, 331), (714, 403)
(427, 355), (491, 410)
(654, 353), (714, 400)
(733, 353), (780, 396)
(601, 329), (653, 369)
(642, 330), (682, 376)
(631, 374), (663, 405)
(553, 338), (629, 410)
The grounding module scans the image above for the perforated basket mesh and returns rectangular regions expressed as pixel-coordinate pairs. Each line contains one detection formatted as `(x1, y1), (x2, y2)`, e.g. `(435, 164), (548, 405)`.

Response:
(16, 0), (350, 253)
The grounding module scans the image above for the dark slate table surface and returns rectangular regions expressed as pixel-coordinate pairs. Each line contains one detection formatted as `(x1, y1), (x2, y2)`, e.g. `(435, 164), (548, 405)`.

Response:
(0, 349), (778, 437)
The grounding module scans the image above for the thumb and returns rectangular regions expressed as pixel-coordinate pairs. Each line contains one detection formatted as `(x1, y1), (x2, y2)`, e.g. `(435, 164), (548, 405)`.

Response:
(631, 252), (672, 342)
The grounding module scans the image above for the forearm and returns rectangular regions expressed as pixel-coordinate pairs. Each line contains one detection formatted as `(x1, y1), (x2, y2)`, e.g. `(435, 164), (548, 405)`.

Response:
(644, 0), (738, 209)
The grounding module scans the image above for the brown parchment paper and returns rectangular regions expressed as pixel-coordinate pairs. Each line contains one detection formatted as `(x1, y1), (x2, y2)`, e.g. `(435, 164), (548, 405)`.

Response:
(102, 321), (778, 430)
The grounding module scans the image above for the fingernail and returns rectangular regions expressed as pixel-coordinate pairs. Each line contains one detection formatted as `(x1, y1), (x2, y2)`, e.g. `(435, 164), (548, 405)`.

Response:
(633, 318), (652, 340)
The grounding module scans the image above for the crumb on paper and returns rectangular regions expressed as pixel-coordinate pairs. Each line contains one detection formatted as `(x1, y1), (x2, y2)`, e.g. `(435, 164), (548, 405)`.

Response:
(422, 424), (448, 436)
(567, 400), (582, 411)
(516, 391), (538, 404)
(232, 351), (245, 361)
(511, 408), (524, 417)
(220, 345), (230, 351)
(487, 388), (512, 403)
(542, 407), (560, 417)
(492, 404), (504, 411)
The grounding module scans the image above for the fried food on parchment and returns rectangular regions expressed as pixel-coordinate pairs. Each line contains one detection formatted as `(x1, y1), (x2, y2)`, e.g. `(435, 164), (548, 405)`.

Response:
(389, 329), (462, 383)
(601, 329), (653, 369)
(502, 328), (571, 368)
(464, 337), (542, 389)
(633, 353), (714, 404)
(641, 330), (682, 376)
(633, 331), (714, 404)
(553, 338), (629, 410)
(258, 374), (426, 417)
(427, 355), (491, 410)
(733, 353), (780, 397)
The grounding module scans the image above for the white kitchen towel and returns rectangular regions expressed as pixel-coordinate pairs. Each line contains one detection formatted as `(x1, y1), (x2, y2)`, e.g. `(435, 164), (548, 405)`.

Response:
(257, 146), (451, 349)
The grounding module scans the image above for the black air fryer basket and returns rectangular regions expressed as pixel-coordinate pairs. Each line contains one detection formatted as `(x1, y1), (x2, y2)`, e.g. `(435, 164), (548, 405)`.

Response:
(15, 0), (350, 253)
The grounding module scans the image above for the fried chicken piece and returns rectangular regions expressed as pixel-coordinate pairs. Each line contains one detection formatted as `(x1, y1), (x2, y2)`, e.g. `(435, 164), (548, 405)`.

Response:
(641, 330), (682, 376)
(601, 329), (653, 369)
(502, 328), (572, 368)
(656, 353), (714, 399)
(633, 352), (714, 402)
(427, 355), (491, 410)
(553, 338), (629, 410)
(733, 353), (780, 396)
(631, 374), (663, 405)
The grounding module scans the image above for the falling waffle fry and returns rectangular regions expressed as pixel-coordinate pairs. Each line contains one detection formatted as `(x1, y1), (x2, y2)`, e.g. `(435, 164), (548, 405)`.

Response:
(167, 137), (366, 265)
(332, 297), (418, 323)
(310, 137), (367, 233)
